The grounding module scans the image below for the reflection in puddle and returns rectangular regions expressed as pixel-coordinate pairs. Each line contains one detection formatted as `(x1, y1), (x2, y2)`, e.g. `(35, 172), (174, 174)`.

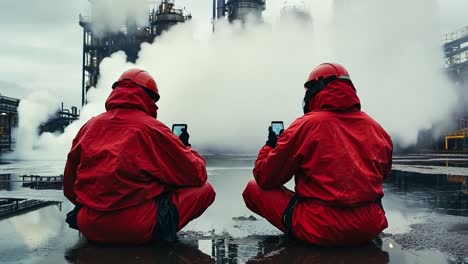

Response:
(393, 155), (468, 168)
(394, 159), (468, 168)
(65, 238), (216, 264)
(9, 205), (64, 248)
(20, 175), (63, 190)
(65, 235), (460, 264)
(385, 170), (468, 217)
(0, 198), (62, 220)
(65, 235), (393, 264)
(248, 239), (390, 264)
(0, 174), (12, 191)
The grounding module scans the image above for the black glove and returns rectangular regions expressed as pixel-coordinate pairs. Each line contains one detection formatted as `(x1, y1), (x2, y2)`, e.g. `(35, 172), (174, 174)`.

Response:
(266, 126), (278, 148)
(65, 204), (82, 230)
(179, 128), (191, 147)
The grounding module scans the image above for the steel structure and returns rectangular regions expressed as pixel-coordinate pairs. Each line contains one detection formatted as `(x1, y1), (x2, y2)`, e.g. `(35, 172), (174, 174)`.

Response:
(79, 0), (191, 106)
(395, 26), (468, 151)
(39, 104), (80, 134)
(0, 198), (61, 220)
(434, 27), (468, 151)
(0, 95), (19, 152)
(0, 174), (11, 191)
(443, 26), (468, 80)
(213, 0), (266, 23)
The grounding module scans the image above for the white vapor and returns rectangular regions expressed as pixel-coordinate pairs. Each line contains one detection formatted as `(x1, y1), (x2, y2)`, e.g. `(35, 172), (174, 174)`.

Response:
(330, 0), (456, 146)
(90, 0), (149, 35)
(9, 0), (457, 160)
(11, 91), (59, 158)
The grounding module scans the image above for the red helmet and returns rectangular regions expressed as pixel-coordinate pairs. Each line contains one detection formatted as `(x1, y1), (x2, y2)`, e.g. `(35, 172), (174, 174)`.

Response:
(112, 69), (160, 102)
(304, 63), (354, 89)
(302, 63), (354, 114)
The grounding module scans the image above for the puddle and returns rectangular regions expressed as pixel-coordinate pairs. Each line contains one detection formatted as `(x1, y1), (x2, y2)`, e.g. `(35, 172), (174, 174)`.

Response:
(385, 170), (468, 217)
(0, 155), (467, 263)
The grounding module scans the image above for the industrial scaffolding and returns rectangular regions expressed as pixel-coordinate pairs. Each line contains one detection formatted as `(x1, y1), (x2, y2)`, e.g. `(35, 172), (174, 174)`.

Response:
(0, 95), (19, 152)
(79, 0), (191, 106)
(441, 26), (468, 150)
(443, 26), (468, 78)
(39, 104), (80, 134)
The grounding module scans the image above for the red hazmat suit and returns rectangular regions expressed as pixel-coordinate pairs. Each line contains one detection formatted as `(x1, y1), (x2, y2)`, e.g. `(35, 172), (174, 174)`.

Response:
(64, 82), (215, 244)
(243, 80), (393, 246)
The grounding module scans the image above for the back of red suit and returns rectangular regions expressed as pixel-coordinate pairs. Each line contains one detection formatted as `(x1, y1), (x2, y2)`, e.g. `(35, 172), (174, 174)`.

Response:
(63, 71), (214, 244)
(250, 64), (393, 246)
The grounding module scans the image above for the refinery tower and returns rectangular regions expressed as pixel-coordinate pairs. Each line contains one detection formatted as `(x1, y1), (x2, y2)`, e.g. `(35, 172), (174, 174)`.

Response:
(213, 0), (266, 23)
(79, 0), (191, 106)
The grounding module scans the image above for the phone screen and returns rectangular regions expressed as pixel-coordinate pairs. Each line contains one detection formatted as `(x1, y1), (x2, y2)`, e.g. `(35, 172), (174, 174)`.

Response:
(172, 124), (188, 137)
(271, 121), (284, 136)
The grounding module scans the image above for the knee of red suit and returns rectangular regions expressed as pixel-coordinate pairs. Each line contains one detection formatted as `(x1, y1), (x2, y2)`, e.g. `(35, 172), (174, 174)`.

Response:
(242, 180), (258, 203)
(204, 183), (216, 199)
(165, 183), (216, 233)
(206, 183), (216, 203)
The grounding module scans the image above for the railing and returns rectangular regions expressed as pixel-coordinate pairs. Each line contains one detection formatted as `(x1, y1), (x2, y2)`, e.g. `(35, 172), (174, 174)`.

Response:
(447, 51), (468, 67)
(442, 26), (468, 43)
(446, 128), (468, 137)
(20, 175), (63, 190)
(0, 199), (61, 219)
(443, 26), (468, 68)
(445, 128), (468, 150)
(20, 175), (63, 183)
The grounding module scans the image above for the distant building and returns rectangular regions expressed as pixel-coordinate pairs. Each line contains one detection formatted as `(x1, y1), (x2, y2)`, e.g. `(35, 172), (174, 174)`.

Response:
(79, 0), (192, 106)
(415, 26), (468, 151)
(441, 26), (468, 150)
(213, 0), (266, 24)
(0, 94), (19, 152)
(39, 104), (80, 134)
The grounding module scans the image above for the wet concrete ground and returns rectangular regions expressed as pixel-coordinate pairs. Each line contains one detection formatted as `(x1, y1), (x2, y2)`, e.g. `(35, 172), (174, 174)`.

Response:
(0, 155), (467, 263)
(394, 154), (468, 168)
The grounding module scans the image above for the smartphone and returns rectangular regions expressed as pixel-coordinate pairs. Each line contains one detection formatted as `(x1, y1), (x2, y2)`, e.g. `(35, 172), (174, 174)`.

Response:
(172, 124), (188, 137)
(271, 121), (284, 136)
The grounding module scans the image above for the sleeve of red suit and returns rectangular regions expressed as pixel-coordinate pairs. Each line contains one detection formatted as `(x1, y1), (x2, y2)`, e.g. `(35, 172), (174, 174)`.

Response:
(146, 125), (207, 188)
(253, 121), (302, 189)
(63, 127), (86, 205)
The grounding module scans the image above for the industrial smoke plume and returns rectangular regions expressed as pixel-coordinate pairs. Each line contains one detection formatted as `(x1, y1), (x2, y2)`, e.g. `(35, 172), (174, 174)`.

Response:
(7, 0), (456, 161)
(90, 0), (149, 35)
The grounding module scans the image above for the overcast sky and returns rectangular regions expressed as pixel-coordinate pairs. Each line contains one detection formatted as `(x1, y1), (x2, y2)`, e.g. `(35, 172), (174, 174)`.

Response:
(0, 0), (467, 108)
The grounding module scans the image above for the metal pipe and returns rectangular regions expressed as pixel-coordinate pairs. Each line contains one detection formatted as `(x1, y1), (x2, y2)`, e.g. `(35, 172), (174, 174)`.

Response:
(212, 0), (216, 32)
(213, 0), (216, 21)
(81, 29), (86, 107)
(217, 0), (225, 18)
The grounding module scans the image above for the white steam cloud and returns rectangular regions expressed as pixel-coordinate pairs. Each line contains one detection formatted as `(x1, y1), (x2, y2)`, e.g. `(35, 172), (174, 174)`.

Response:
(12, 91), (59, 158)
(8, 0), (457, 160)
(331, 0), (456, 146)
(90, 0), (149, 35)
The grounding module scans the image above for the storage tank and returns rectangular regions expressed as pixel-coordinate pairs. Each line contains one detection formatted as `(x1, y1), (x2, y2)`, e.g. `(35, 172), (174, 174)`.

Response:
(215, 0), (266, 23)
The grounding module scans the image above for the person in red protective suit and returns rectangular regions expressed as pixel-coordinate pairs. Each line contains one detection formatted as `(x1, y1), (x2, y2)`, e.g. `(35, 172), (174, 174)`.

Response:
(243, 63), (393, 246)
(63, 69), (215, 245)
